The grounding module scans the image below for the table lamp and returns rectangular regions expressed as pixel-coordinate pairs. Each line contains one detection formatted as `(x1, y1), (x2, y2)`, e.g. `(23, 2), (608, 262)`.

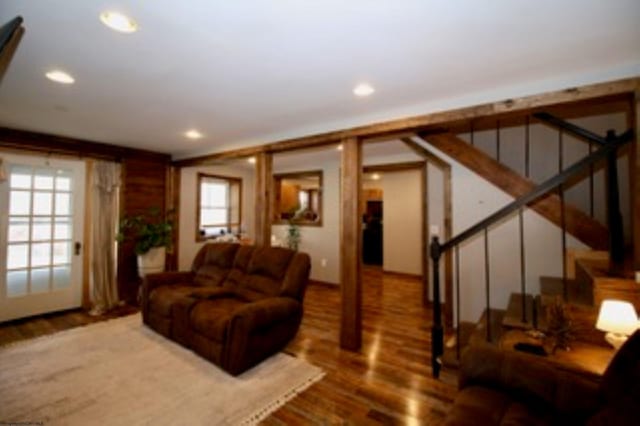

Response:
(596, 300), (639, 349)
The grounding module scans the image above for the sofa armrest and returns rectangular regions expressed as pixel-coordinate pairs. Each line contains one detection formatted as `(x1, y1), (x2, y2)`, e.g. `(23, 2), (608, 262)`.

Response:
(230, 297), (302, 333)
(459, 343), (602, 419)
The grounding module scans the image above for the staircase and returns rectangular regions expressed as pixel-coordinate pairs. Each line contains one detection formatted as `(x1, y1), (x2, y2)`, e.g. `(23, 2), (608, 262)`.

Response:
(428, 111), (635, 378)
(443, 249), (640, 368)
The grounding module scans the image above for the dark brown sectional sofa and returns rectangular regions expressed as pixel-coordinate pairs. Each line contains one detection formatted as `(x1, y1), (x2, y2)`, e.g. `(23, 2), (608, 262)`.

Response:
(444, 330), (640, 425)
(141, 243), (311, 375)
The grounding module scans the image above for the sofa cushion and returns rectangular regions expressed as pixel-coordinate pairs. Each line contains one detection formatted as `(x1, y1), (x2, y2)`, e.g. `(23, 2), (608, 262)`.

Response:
(148, 285), (201, 317)
(204, 243), (239, 268)
(239, 247), (295, 297)
(247, 247), (294, 280)
(190, 298), (246, 341)
(192, 243), (240, 286)
(221, 245), (255, 290)
(193, 264), (230, 287)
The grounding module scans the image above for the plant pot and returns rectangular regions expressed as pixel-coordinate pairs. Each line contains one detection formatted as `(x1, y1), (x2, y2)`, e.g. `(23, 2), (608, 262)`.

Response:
(137, 246), (166, 278)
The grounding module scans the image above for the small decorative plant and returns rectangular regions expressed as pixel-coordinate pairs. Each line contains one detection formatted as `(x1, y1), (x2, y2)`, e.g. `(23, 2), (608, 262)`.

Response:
(286, 209), (302, 251)
(116, 207), (174, 255)
(546, 297), (575, 353)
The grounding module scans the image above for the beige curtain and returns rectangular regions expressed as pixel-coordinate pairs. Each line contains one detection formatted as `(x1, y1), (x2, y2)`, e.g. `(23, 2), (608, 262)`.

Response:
(90, 161), (121, 315)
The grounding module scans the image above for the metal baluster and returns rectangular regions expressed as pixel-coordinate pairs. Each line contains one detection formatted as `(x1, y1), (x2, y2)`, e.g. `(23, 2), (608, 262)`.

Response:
(455, 244), (461, 360)
(470, 121), (475, 147)
(558, 130), (568, 300)
(484, 228), (491, 342)
(496, 119), (501, 163)
(525, 116), (530, 179)
(589, 140), (594, 217)
(519, 207), (527, 323)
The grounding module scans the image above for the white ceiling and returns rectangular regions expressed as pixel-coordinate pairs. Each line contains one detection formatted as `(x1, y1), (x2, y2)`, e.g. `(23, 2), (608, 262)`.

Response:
(1, 1), (639, 160)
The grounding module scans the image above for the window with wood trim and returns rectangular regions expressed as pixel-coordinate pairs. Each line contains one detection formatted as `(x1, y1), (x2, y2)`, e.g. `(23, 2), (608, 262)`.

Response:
(197, 173), (242, 241)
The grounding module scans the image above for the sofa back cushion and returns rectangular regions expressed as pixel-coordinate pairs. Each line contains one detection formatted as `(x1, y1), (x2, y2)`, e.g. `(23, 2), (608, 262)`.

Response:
(223, 245), (255, 289)
(235, 247), (295, 298)
(192, 243), (239, 287)
(280, 252), (311, 301)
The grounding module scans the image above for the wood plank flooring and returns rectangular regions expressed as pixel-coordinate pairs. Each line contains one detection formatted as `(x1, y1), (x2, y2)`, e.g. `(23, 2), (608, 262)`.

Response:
(269, 267), (457, 424)
(0, 267), (457, 424)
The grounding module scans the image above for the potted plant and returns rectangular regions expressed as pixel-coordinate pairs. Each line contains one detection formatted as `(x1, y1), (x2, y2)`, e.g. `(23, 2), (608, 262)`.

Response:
(285, 208), (302, 251)
(117, 207), (174, 277)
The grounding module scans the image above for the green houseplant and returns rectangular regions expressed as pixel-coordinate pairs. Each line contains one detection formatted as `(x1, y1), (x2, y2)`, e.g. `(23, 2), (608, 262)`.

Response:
(117, 207), (174, 277)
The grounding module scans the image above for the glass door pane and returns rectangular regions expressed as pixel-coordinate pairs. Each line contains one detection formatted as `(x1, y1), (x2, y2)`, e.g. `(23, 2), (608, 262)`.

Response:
(5, 164), (75, 296)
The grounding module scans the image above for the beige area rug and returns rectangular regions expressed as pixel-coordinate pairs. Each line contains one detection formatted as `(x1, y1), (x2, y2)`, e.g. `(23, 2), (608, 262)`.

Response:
(0, 314), (324, 425)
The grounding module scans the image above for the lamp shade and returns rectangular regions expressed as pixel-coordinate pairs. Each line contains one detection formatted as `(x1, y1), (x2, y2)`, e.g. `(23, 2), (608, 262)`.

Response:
(596, 300), (639, 336)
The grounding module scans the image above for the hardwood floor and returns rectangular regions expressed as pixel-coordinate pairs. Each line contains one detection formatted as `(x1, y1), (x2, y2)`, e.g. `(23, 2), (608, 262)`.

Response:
(0, 304), (138, 346)
(268, 267), (457, 425)
(0, 267), (457, 424)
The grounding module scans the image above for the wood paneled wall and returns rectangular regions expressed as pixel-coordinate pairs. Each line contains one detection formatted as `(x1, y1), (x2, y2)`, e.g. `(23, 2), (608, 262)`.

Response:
(117, 157), (170, 303)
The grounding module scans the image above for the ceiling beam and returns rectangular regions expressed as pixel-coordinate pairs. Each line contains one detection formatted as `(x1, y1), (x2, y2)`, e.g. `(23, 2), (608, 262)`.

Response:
(0, 127), (170, 162)
(173, 77), (640, 168)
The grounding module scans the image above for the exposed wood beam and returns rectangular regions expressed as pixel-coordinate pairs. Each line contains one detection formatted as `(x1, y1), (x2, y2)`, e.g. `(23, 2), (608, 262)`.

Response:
(0, 17), (24, 85)
(254, 152), (273, 247)
(401, 138), (449, 170)
(340, 137), (362, 351)
(421, 132), (609, 250)
(446, 94), (632, 135)
(0, 127), (170, 163)
(363, 161), (424, 173)
(173, 77), (640, 168)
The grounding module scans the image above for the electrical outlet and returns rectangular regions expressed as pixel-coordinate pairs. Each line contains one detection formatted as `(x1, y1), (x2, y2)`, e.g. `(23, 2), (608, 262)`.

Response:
(635, 271), (640, 284)
(321, 258), (327, 267)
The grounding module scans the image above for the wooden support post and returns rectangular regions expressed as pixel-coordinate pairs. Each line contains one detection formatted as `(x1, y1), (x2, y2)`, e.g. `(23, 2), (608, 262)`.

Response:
(254, 152), (272, 247)
(632, 90), (640, 272)
(166, 165), (181, 271)
(340, 137), (362, 351)
(421, 163), (429, 307)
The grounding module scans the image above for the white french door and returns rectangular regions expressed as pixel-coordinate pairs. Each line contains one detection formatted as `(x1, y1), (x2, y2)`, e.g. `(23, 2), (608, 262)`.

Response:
(0, 153), (85, 322)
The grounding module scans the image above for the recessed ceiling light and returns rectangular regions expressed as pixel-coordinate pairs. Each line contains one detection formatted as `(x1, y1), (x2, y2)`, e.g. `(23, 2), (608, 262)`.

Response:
(336, 144), (343, 151)
(247, 157), (256, 164)
(353, 83), (375, 97)
(45, 70), (75, 84)
(371, 173), (381, 180)
(100, 11), (138, 33)
(184, 129), (203, 140)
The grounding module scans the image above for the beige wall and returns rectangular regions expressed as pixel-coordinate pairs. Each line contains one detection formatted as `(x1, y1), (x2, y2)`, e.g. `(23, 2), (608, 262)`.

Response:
(178, 164), (255, 270)
(381, 169), (423, 276)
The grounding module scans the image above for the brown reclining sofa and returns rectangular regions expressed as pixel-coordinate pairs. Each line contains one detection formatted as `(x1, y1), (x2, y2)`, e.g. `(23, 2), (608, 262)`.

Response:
(444, 329), (640, 425)
(141, 243), (311, 375)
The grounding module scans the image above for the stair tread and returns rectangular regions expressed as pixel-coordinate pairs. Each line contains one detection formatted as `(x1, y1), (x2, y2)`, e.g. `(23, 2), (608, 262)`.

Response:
(502, 293), (548, 331)
(540, 276), (594, 306)
(441, 322), (476, 368)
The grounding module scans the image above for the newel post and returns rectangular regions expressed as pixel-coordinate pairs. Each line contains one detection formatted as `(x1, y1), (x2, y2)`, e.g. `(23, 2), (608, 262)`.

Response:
(430, 235), (443, 378)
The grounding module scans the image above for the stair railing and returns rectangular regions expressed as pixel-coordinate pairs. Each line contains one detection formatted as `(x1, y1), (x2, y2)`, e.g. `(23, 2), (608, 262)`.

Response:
(430, 115), (633, 378)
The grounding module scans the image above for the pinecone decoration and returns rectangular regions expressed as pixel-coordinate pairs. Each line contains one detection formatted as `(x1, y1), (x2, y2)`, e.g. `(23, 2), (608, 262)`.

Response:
(546, 297), (574, 353)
